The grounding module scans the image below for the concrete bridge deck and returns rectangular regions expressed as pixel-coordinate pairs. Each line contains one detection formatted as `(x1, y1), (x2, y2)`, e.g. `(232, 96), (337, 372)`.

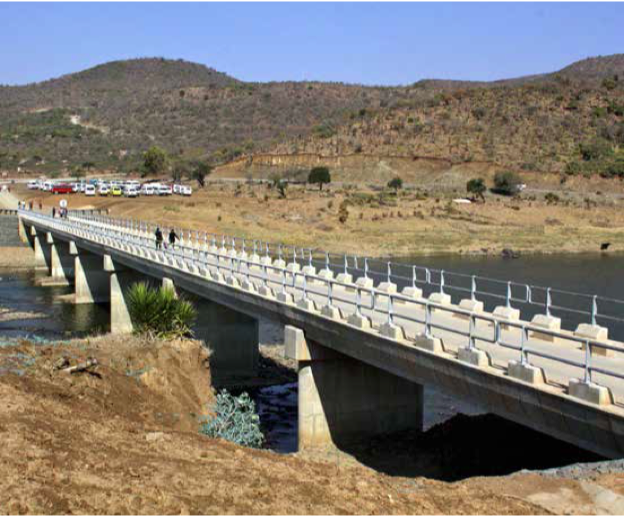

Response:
(17, 210), (624, 458)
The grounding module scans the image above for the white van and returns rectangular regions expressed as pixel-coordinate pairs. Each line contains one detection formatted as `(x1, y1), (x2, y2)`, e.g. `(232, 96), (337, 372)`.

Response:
(140, 184), (156, 196)
(42, 181), (54, 192)
(125, 187), (139, 198)
(85, 185), (96, 196)
(180, 185), (193, 196)
(27, 180), (39, 190)
(158, 184), (173, 196)
(98, 185), (110, 196)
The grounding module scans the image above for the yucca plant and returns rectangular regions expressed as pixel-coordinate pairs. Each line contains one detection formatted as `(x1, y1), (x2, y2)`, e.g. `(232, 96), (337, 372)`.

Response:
(127, 282), (197, 338)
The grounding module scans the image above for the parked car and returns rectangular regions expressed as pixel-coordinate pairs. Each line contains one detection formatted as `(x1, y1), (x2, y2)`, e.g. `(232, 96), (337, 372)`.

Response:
(111, 186), (123, 196)
(124, 187), (139, 198)
(42, 181), (54, 192)
(140, 184), (156, 196)
(158, 184), (173, 196)
(85, 185), (96, 196)
(180, 185), (193, 196)
(98, 185), (110, 196)
(52, 184), (74, 195)
(27, 180), (39, 190)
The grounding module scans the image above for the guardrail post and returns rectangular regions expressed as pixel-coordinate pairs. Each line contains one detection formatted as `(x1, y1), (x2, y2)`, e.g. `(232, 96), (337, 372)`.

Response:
(471, 275), (477, 301)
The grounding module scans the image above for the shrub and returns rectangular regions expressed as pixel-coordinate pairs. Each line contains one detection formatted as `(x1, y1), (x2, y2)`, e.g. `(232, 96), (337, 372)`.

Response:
(199, 390), (264, 448)
(387, 177), (403, 191)
(143, 146), (169, 176)
(544, 192), (560, 205)
(492, 171), (522, 196)
(466, 178), (486, 202)
(127, 282), (196, 338)
(308, 166), (331, 191)
(338, 201), (349, 224)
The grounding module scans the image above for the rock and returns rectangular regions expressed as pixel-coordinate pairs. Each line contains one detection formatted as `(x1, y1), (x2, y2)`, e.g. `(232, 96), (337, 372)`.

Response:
(145, 431), (168, 442)
(501, 248), (520, 259)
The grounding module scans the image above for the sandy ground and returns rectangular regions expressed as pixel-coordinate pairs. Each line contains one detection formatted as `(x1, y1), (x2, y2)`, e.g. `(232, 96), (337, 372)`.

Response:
(12, 179), (623, 257)
(0, 334), (622, 515)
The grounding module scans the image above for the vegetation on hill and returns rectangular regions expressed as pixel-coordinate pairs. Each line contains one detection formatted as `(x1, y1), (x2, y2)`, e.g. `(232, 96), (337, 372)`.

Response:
(0, 54), (622, 180)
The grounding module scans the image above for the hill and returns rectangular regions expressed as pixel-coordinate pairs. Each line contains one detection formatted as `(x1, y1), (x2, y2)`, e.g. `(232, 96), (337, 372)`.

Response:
(0, 54), (622, 181)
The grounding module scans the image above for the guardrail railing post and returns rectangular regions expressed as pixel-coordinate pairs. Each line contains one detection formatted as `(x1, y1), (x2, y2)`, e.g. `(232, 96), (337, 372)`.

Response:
(546, 287), (552, 317)
(440, 270), (445, 294)
(471, 275), (476, 301)
(506, 281), (512, 308)
(591, 295), (597, 326)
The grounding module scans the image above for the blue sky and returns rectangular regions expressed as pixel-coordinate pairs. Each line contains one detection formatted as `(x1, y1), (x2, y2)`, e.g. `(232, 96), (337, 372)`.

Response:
(0, 2), (622, 86)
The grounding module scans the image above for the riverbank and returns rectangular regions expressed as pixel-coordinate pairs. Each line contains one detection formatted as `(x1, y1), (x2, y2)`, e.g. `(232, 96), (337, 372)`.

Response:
(12, 179), (623, 257)
(0, 333), (622, 515)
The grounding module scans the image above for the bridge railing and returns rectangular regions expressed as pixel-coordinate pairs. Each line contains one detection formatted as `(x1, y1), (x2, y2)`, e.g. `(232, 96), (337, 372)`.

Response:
(19, 209), (624, 406)
(69, 211), (624, 340)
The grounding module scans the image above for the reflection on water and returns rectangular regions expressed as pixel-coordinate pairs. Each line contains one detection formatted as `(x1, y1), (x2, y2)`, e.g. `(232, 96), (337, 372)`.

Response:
(0, 268), (110, 339)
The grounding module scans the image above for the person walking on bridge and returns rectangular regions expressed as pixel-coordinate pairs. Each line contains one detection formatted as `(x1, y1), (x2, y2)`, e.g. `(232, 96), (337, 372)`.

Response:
(155, 227), (164, 250)
(168, 228), (179, 250)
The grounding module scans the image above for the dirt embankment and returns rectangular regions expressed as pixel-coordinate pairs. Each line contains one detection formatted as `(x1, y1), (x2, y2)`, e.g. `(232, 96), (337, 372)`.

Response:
(0, 335), (623, 515)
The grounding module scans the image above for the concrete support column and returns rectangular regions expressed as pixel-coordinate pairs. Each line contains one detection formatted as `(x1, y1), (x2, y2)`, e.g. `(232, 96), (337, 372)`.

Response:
(17, 217), (28, 244)
(194, 299), (259, 384)
(49, 237), (73, 285)
(104, 255), (135, 334)
(72, 246), (109, 304)
(285, 326), (424, 451)
(33, 233), (49, 271)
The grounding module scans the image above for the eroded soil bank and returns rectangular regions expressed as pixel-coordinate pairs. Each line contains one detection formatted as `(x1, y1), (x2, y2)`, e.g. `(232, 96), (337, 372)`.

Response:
(0, 335), (622, 515)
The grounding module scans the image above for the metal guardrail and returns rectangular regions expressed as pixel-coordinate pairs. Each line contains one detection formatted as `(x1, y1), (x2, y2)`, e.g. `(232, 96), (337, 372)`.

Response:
(63, 211), (624, 337)
(19, 209), (624, 406)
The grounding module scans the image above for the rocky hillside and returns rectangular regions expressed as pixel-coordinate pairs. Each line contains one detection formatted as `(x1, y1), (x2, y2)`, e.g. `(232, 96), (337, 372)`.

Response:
(0, 55), (622, 180)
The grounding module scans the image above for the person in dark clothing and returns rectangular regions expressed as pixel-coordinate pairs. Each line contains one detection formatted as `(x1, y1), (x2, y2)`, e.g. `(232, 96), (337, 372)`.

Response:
(168, 229), (179, 249)
(52, 207), (56, 218)
(155, 227), (163, 250)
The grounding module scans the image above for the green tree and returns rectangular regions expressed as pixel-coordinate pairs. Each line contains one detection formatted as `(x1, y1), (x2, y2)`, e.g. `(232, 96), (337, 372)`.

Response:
(143, 146), (169, 177)
(493, 171), (522, 196)
(191, 160), (213, 188)
(308, 166), (331, 191)
(387, 177), (403, 191)
(466, 178), (486, 202)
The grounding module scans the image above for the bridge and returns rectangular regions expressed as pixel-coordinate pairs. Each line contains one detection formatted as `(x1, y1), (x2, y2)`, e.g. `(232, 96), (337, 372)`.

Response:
(16, 209), (624, 458)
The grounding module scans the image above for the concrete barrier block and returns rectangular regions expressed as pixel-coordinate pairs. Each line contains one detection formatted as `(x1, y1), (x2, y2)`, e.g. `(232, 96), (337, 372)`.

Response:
(273, 259), (286, 269)
(347, 313), (371, 330)
(568, 379), (612, 406)
(458, 347), (489, 367)
(320, 305), (341, 320)
(529, 314), (563, 344)
(297, 298), (315, 311)
(575, 324), (612, 357)
(507, 360), (545, 385)
(459, 298), (484, 313)
(398, 286), (423, 303)
(240, 279), (256, 292)
(317, 269), (334, 280)
(286, 262), (301, 273)
(335, 273), (353, 285)
(377, 282), (397, 294)
(429, 292), (451, 314)
(379, 322), (404, 340)
(249, 254), (261, 264)
(259, 256), (273, 266)
(302, 265), (316, 276)
(258, 285), (275, 299)
(355, 276), (374, 289)
(414, 335), (444, 353)
(277, 291), (293, 304)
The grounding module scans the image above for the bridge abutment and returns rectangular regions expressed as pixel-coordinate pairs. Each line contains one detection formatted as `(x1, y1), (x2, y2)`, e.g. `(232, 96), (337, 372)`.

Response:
(285, 326), (424, 451)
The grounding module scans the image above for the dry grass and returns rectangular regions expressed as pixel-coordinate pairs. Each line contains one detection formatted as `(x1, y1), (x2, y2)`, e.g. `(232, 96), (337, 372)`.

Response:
(17, 180), (623, 257)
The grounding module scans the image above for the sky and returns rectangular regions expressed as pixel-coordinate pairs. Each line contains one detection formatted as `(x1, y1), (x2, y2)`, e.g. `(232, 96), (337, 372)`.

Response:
(0, 2), (622, 86)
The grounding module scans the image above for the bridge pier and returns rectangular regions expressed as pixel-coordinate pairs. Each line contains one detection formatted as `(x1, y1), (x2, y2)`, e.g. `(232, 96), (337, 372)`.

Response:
(104, 254), (137, 334)
(285, 326), (424, 451)
(72, 245), (110, 304)
(31, 227), (50, 272)
(47, 235), (74, 286)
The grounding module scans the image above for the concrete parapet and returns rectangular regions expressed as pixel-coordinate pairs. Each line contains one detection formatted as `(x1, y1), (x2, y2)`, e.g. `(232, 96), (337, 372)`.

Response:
(273, 259), (286, 269)
(508, 360), (545, 385)
(297, 298), (316, 311)
(257, 284), (275, 299)
(259, 256), (272, 266)
(459, 298), (484, 313)
(568, 379), (612, 406)
(493, 305), (521, 330)
(302, 265), (316, 276)
(458, 347), (490, 368)
(286, 262), (301, 273)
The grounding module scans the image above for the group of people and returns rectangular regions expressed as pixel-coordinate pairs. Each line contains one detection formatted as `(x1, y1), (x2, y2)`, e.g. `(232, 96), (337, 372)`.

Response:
(52, 207), (69, 218)
(155, 227), (179, 250)
(17, 200), (43, 210)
